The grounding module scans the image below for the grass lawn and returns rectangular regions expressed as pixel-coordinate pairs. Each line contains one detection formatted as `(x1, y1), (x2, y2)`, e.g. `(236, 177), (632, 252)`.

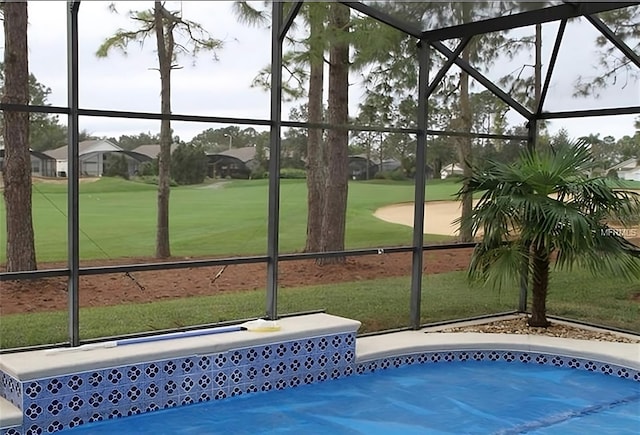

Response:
(1, 177), (462, 263)
(610, 179), (640, 190)
(2, 177), (638, 349)
(1, 267), (637, 349)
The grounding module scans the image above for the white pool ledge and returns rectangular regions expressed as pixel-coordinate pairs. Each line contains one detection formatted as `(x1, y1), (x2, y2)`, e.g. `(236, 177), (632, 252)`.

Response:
(0, 313), (361, 381)
(357, 331), (640, 370)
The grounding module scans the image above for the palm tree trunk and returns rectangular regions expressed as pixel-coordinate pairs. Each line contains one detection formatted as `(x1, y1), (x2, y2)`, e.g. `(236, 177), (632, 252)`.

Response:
(529, 245), (551, 327)
(155, 2), (172, 258)
(318, 2), (349, 265)
(304, 4), (325, 253)
(2, 1), (37, 272)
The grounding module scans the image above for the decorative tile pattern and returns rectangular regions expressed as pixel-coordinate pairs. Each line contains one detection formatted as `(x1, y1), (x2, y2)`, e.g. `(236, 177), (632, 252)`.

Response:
(0, 332), (357, 434)
(1, 372), (22, 409)
(355, 349), (640, 384)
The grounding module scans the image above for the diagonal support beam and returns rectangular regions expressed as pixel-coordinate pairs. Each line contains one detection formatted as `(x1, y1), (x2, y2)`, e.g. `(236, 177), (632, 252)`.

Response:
(340, 1), (422, 38)
(279, 1), (303, 42)
(426, 36), (472, 99)
(583, 14), (640, 70)
(422, 2), (638, 42)
(539, 106), (640, 119)
(537, 19), (567, 116)
(430, 41), (532, 120)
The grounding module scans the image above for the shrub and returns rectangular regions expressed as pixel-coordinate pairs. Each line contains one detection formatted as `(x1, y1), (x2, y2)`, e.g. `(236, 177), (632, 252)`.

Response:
(374, 169), (406, 181)
(251, 166), (267, 179)
(137, 160), (157, 176)
(104, 154), (129, 179)
(135, 175), (178, 187)
(170, 144), (207, 185)
(279, 168), (307, 179)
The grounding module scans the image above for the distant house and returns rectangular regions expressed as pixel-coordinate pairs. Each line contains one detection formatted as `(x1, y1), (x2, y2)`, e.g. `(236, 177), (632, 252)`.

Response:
(348, 155), (433, 180)
(348, 155), (379, 180)
(608, 158), (640, 182)
(130, 143), (181, 160)
(377, 159), (403, 174)
(0, 147), (57, 177)
(440, 163), (464, 179)
(46, 139), (151, 177)
(206, 146), (266, 179)
(348, 155), (403, 180)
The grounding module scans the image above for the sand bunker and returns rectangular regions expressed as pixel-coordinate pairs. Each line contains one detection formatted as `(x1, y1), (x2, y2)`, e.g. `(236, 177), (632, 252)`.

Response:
(374, 200), (479, 237)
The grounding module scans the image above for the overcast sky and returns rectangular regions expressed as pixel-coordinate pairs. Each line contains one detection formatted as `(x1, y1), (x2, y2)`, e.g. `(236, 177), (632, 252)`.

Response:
(6, 1), (640, 142)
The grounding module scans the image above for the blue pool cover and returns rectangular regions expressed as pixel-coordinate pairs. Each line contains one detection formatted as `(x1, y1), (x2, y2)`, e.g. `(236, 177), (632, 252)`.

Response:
(64, 361), (639, 434)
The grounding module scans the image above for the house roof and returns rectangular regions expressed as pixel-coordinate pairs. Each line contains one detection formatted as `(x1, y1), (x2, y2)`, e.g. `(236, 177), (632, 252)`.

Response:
(45, 140), (122, 160)
(0, 148), (56, 161)
(608, 158), (639, 172)
(112, 150), (153, 162)
(131, 144), (180, 159)
(208, 147), (257, 163)
(441, 163), (464, 174)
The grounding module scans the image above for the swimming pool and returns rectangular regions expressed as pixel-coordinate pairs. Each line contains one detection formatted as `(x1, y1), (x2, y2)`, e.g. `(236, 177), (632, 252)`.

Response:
(62, 360), (640, 434)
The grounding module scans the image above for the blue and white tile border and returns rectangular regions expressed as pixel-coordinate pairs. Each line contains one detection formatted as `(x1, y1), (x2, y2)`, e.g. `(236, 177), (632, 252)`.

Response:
(356, 349), (640, 381)
(0, 332), (356, 435)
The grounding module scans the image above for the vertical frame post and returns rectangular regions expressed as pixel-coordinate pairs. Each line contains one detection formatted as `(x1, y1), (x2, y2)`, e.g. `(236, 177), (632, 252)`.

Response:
(410, 41), (429, 329)
(67, 1), (81, 346)
(266, 2), (284, 320)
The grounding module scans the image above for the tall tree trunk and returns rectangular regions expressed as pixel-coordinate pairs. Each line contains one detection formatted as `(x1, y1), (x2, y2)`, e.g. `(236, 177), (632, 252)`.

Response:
(318, 2), (349, 265)
(529, 245), (551, 327)
(155, 2), (171, 259)
(365, 138), (371, 180)
(457, 44), (473, 242)
(534, 23), (542, 112)
(2, 1), (37, 272)
(304, 4), (325, 253)
(533, 22), (542, 144)
(433, 158), (442, 180)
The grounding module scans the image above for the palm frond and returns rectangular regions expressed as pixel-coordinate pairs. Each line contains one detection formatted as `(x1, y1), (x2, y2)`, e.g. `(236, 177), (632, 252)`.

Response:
(468, 243), (525, 291)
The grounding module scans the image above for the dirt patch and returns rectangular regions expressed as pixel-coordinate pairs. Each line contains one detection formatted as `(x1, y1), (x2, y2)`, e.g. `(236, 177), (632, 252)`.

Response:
(0, 249), (475, 316)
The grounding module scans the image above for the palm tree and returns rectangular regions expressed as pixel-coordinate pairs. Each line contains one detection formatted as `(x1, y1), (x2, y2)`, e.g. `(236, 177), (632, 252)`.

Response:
(459, 140), (640, 327)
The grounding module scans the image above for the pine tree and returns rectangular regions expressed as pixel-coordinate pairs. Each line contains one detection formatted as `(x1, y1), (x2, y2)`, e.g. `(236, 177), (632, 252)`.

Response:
(1, 1), (37, 272)
(97, 2), (222, 258)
